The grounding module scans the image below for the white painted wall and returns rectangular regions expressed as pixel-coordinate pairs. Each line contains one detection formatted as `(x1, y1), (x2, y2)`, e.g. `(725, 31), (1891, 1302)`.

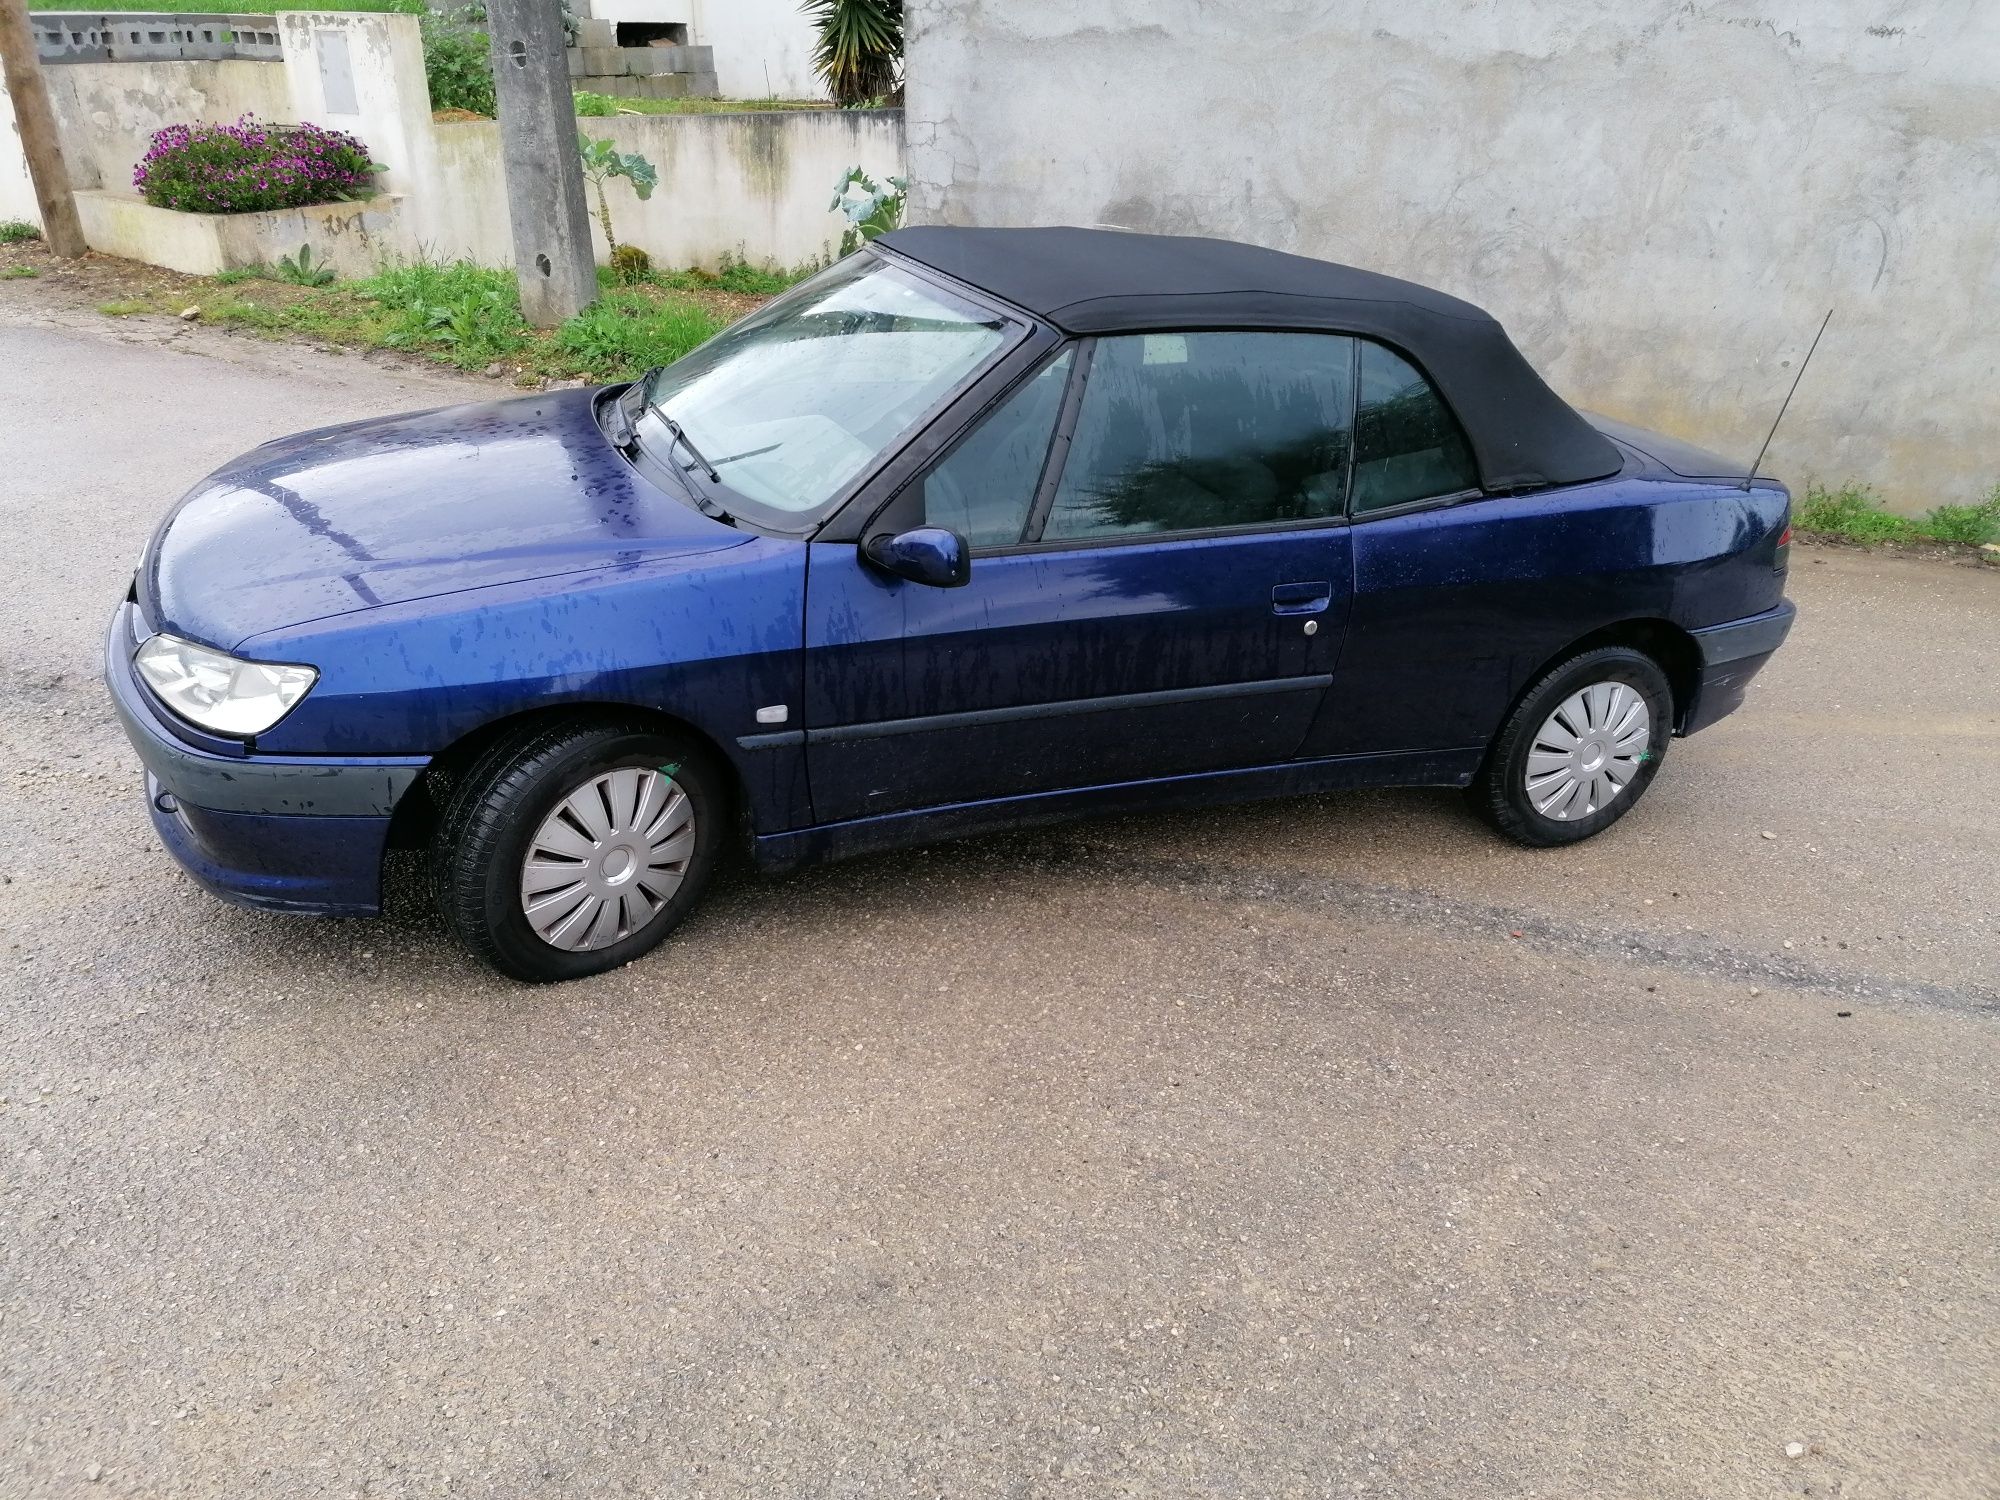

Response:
(689, 0), (823, 99)
(0, 80), (36, 227)
(905, 0), (2000, 512)
(434, 108), (902, 270)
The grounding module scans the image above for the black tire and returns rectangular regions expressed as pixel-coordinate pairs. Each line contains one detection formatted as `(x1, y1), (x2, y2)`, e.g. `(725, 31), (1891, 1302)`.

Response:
(1470, 646), (1674, 848)
(433, 718), (724, 982)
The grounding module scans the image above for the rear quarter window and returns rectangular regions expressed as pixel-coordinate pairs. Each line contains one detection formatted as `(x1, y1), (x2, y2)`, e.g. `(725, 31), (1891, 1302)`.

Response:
(1351, 342), (1479, 514)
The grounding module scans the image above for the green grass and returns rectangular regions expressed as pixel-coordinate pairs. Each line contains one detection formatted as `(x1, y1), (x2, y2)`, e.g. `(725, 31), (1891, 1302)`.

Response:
(97, 298), (150, 317)
(1796, 480), (2000, 548)
(184, 256), (760, 381)
(0, 220), (40, 245)
(572, 92), (832, 116)
(29, 0), (423, 10)
(553, 290), (726, 372)
(653, 256), (816, 296)
(2, 266), (38, 280)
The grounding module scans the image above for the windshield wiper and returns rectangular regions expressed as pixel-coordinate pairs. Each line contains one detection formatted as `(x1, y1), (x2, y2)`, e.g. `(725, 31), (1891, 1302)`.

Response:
(656, 411), (721, 485)
(603, 384), (643, 454)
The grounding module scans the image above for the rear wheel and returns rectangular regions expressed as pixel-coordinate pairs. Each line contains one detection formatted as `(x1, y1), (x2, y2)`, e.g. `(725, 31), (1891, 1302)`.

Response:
(434, 719), (724, 982)
(1471, 646), (1673, 847)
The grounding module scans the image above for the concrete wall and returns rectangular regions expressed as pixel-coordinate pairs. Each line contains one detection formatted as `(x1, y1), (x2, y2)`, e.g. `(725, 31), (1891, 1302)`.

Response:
(688, 0), (822, 99)
(904, 1), (2000, 511)
(1, 12), (899, 273)
(432, 108), (903, 270)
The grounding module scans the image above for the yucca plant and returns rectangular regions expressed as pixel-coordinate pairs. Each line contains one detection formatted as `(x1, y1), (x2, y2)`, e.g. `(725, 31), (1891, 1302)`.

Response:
(800, 0), (901, 106)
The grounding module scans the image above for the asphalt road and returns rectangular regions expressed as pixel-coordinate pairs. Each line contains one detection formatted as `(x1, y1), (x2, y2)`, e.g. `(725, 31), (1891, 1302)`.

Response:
(2, 297), (1997, 1500)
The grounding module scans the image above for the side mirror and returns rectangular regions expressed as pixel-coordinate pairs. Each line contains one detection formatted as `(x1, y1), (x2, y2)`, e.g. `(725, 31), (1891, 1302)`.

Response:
(861, 526), (970, 589)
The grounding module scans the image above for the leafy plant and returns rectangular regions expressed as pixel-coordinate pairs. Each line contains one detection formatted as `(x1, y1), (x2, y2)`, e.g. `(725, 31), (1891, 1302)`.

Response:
(574, 90), (620, 118)
(800, 0), (900, 106)
(360, 259), (527, 365)
(578, 135), (658, 275)
(0, 220), (41, 244)
(211, 265), (265, 285)
(1922, 487), (2000, 546)
(135, 116), (377, 214)
(420, 7), (496, 116)
(273, 244), (336, 286)
(1794, 481), (1915, 544)
(830, 166), (905, 254)
(552, 290), (724, 374)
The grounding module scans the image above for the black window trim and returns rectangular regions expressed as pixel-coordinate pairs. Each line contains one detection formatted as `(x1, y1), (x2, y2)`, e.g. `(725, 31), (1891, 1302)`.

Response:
(1344, 334), (1486, 523)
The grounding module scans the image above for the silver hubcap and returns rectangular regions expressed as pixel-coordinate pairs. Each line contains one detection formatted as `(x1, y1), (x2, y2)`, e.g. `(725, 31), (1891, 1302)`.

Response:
(1525, 681), (1651, 821)
(520, 767), (696, 951)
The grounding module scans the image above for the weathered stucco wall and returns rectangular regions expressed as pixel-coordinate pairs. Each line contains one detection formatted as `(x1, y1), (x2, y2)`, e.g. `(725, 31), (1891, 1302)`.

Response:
(905, 1), (2000, 510)
(13, 58), (293, 198)
(432, 109), (902, 271)
(688, 0), (823, 99)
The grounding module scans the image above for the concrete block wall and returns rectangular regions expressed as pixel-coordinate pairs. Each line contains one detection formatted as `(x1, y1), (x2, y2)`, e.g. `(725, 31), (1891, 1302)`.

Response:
(905, 0), (2000, 512)
(566, 42), (719, 98)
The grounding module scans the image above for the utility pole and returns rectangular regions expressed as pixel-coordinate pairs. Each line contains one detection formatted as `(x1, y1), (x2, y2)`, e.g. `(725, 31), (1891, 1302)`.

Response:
(485, 0), (596, 326)
(0, 0), (87, 258)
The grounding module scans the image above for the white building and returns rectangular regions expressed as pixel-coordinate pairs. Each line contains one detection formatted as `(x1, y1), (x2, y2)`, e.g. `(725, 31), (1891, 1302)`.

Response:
(583, 0), (824, 99)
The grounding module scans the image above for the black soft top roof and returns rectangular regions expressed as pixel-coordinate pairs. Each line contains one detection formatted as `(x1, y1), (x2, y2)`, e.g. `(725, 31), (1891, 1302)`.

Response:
(878, 225), (1622, 492)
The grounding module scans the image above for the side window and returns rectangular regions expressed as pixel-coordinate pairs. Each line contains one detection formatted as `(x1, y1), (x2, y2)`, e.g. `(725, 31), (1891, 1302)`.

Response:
(1350, 342), (1479, 514)
(919, 349), (1072, 549)
(1042, 332), (1355, 542)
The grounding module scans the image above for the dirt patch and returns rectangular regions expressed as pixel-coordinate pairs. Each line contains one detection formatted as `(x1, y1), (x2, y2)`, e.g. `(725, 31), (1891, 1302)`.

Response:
(1796, 532), (2000, 569)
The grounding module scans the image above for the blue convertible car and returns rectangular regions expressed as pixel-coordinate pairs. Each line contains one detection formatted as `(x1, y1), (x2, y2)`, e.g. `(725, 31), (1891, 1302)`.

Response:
(108, 227), (1795, 980)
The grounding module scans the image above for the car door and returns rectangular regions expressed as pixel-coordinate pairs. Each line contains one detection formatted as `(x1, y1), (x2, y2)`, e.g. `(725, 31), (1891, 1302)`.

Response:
(804, 330), (1359, 825)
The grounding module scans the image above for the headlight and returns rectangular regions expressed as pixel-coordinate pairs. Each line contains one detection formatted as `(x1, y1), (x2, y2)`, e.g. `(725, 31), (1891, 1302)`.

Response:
(134, 633), (318, 736)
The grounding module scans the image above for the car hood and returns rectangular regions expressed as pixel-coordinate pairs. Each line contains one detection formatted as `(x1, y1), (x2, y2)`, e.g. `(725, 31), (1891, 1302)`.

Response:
(143, 388), (745, 650)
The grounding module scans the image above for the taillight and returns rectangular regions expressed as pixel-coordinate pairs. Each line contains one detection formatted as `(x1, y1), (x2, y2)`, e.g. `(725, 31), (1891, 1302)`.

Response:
(1775, 522), (1792, 571)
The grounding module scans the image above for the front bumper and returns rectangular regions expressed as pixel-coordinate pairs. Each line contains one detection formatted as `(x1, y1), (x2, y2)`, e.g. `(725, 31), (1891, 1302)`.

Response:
(1681, 598), (1797, 736)
(105, 603), (427, 916)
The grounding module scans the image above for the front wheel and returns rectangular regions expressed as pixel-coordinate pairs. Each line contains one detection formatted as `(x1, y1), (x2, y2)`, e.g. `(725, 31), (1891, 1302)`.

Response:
(1470, 646), (1673, 847)
(434, 719), (724, 982)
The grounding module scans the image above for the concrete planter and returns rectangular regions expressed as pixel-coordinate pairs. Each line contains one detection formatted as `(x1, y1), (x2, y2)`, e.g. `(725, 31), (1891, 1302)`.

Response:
(72, 190), (403, 278)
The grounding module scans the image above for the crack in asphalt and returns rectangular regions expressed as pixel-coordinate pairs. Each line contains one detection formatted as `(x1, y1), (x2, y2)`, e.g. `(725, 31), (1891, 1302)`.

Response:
(1080, 849), (2000, 1019)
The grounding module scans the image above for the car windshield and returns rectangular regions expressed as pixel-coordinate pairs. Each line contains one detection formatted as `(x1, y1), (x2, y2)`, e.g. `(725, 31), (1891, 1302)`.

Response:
(635, 252), (1015, 526)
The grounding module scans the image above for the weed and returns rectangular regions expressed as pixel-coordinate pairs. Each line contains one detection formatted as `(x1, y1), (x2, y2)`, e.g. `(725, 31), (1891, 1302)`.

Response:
(551, 291), (725, 376)
(0, 220), (41, 245)
(360, 259), (527, 366)
(2, 266), (39, 279)
(273, 244), (336, 287)
(655, 255), (815, 295)
(574, 91), (620, 118)
(211, 266), (265, 285)
(1796, 479), (2000, 548)
(98, 299), (151, 317)
(1922, 487), (2000, 546)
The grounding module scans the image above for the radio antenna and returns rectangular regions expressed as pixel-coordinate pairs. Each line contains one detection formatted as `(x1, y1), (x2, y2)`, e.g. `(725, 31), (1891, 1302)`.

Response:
(1742, 307), (1833, 491)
